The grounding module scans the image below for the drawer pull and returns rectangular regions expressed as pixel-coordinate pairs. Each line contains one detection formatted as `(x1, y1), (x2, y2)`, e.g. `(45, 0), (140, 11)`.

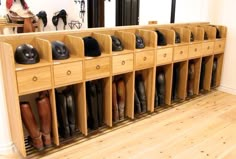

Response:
(207, 46), (210, 50)
(121, 60), (126, 65)
(219, 44), (221, 48)
(163, 53), (167, 57)
(194, 48), (198, 52)
(143, 56), (147, 61)
(180, 51), (183, 54)
(32, 76), (38, 82)
(96, 65), (100, 70)
(67, 70), (71, 75)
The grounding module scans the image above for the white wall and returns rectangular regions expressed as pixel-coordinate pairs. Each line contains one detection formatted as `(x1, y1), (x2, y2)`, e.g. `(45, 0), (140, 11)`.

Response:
(139, 0), (172, 25)
(105, 0), (116, 27)
(210, 0), (236, 94)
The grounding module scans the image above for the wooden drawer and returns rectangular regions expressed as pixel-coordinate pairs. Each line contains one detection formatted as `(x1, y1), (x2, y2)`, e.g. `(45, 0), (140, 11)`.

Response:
(173, 45), (188, 62)
(16, 66), (52, 94)
(135, 50), (154, 69)
(189, 43), (202, 58)
(214, 40), (225, 54)
(112, 53), (133, 74)
(156, 48), (173, 65)
(202, 42), (214, 56)
(85, 57), (110, 80)
(53, 61), (83, 86)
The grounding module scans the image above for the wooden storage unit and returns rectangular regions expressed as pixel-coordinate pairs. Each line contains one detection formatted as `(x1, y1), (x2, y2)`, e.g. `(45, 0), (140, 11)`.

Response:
(0, 22), (227, 157)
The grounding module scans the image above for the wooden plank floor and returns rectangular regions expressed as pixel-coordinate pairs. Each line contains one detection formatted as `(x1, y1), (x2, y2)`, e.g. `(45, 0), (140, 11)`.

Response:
(2, 90), (236, 159)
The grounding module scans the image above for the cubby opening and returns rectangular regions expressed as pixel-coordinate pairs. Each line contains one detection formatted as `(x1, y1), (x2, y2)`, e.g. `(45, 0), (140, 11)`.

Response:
(112, 72), (134, 124)
(171, 61), (188, 103)
(85, 77), (112, 134)
(199, 55), (214, 93)
(19, 89), (58, 155)
(134, 68), (155, 116)
(186, 58), (201, 98)
(155, 64), (173, 109)
(212, 53), (224, 88)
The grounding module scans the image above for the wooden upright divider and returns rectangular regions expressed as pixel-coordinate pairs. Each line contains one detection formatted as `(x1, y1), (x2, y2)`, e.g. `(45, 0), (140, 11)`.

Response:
(0, 22), (227, 157)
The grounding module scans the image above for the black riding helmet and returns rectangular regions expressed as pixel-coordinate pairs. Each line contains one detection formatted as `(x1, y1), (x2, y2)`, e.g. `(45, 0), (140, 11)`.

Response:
(111, 35), (124, 51)
(14, 44), (40, 64)
(83, 36), (101, 57)
(51, 41), (70, 60)
(135, 34), (145, 49)
(190, 32), (194, 42)
(175, 31), (181, 43)
(155, 30), (167, 46)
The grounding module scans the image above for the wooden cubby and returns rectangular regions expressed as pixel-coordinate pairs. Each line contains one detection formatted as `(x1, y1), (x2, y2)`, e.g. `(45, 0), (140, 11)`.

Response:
(155, 64), (173, 107)
(0, 22), (227, 157)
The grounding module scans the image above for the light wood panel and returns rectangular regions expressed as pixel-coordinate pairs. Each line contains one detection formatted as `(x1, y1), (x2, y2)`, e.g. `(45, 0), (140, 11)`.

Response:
(202, 55), (214, 91)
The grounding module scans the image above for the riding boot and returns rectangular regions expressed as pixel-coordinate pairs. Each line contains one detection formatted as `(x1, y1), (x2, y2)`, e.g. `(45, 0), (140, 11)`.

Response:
(112, 81), (119, 122)
(135, 74), (147, 112)
(63, 87), (76, 136)
(20, 102), (43, 151)
(36, 91), (52, 147)
(188, 63), (195, 96)
(134, 90), (141, 114)
(117, 79), (126, 120)
(200, 58), (206, 91)
(157, 71), (165, 106)
(154, 88), (159, 108)
(95, 80), (103, 127)
(211, 58), (218, 87)
(56, 91), (70, 138)
(172, 64), (180, 100)
(86, 81), (98, 130)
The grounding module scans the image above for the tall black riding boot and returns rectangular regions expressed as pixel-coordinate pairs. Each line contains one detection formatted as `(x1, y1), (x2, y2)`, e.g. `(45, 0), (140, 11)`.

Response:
(134, 90), (142, 114)
(95, 80), (103, 126)
(200, 58), (206, 91)
(63, 87), (76, 136)
(156, 71), (165, 106)
(172, 64), (180, 100)
(154, 88), (159, 108)
(211, 58), (218, 87)
(56, 91), (70, 138)
(187, 62), (195, 96)
(135, 74), (147, 112)
(86, 81), (99, 130)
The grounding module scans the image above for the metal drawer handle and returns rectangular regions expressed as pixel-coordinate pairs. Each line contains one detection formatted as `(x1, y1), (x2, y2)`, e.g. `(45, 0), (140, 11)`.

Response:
(219, 44), (221, 48)
(67, 70), (71, 75)
(194, 48), (198, 52)
(96, 65), (100, 70)
(32, 76), (38, 82)
(180, 51), (183, 54)
(121, 60), (125, 65)
(143, 56), (147, 61)
(163, 53), (167, 57)
(207, 46), (210, 50)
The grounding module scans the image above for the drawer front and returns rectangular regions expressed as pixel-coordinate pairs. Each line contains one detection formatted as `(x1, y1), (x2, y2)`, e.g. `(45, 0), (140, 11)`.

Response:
(54, 61), (83, 86)
(85, 57), (110, 80)
(189, 43), (202, 58)
(202, 42), (214, 56)
(135, 50), (154, 69)
(156, 48), (173, 65)
(214, 40), (225, 54)
(173, 46), (188, 61)
(112, 54), (133, 74)
(17, 66), (52, 94)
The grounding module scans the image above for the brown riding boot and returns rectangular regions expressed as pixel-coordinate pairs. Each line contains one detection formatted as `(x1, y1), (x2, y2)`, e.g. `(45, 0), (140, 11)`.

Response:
(112, 81), (119, 122)
(20, 102), (43, 151)
(36, 91), (52, 148)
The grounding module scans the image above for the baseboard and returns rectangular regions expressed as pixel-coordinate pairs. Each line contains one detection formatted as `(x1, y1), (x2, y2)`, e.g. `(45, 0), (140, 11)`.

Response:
(0, 142), (15, 155)
(217, 85), (236, 95)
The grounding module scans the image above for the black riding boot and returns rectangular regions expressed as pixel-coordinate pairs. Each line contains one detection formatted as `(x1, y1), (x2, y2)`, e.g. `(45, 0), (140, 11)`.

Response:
(188, 62), (195, 96)
(172, 64), (180, 100)
(156, 71), (165, 106)
(95, 80), (103, 127)
(135, 74), (147, 113)
(211, 58), (218, 87)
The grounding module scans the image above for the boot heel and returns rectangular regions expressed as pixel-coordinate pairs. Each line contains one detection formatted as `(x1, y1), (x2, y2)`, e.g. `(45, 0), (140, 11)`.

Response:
(42, 133), (52, 148)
